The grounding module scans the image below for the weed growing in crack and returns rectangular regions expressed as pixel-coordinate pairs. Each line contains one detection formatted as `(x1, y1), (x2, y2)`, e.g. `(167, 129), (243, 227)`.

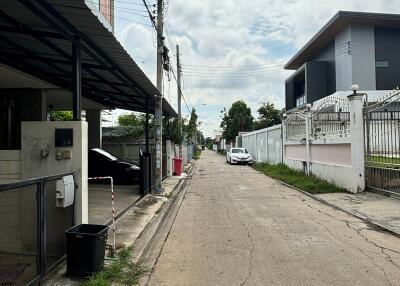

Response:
(82, 246), (148, 286)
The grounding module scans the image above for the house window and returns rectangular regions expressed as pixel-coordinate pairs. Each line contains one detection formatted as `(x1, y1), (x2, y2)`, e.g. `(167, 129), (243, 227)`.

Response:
(376, 60), (390, 68)
(296, 95), (305, 107)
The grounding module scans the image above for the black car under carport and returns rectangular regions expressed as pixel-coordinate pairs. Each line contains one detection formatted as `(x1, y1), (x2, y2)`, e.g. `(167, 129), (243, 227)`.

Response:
(88, 148), (140, 185)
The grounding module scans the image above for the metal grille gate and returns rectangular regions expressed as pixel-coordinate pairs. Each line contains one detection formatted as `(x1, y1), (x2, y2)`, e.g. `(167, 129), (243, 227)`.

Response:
(364, 91), (400, 195)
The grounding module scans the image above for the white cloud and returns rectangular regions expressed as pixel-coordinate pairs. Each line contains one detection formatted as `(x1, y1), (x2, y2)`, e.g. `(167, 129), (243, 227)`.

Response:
(114, 0), (400, 137)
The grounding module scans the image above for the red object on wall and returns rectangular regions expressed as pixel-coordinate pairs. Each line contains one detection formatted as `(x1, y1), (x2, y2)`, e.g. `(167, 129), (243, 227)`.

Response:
(173, 158), (183, 176)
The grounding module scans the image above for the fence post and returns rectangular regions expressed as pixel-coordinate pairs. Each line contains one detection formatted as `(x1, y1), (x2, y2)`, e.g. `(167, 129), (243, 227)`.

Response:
(305, 110), (311, 175)
(265, 129), (269, 163)
(348, 92), (365, 193)
(36, 179), (47, 277)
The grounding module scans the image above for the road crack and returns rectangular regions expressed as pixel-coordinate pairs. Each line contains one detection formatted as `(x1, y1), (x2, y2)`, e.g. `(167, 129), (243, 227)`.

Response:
(344, 221), (400, 271)
(302, 199), (398, 285)
(240, 224), (255, 286)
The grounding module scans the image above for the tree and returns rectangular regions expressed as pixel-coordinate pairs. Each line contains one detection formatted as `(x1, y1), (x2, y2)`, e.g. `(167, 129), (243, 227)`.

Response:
(118, 113), (142, 127)
(220, 100), (253, 142)
(253, 101), (281, 130)
(205, 137), (214, 150)
(186, 108), (198, 142)
(111, 112), (149, 139)
(167, 117), (185, 144)
(49, 111), (72, 121)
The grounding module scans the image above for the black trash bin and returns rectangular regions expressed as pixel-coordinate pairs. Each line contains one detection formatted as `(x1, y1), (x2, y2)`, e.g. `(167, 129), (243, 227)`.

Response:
(65, 224), (109, 278)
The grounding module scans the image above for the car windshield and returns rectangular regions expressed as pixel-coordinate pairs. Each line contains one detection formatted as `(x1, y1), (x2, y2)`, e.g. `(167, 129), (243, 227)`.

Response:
(92, 148), (118, 161)
(231, 148), (247, 154)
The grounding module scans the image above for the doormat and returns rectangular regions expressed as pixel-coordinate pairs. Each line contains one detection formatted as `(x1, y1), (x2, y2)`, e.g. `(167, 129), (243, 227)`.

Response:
(0, 263), (29, 286)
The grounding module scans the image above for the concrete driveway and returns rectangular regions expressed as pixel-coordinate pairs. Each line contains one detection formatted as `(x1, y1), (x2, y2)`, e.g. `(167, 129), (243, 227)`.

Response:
(88, 184), (141, 224)
(146, 150), (400, 286)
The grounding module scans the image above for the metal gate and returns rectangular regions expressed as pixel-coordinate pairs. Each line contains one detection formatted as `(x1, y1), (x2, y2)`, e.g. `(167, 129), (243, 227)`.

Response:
(364, 91), (400, 195)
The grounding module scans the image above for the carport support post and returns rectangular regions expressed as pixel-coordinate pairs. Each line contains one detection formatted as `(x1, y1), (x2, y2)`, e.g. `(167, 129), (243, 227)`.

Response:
(72, 37), (82, 120)
(145, 100), (150, 153)
(145, 100), (151, 192)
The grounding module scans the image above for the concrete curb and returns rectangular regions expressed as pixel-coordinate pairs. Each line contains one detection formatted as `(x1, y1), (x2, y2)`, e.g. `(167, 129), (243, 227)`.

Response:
(253, 169), (400, 238)
(130, 160), (197, 262)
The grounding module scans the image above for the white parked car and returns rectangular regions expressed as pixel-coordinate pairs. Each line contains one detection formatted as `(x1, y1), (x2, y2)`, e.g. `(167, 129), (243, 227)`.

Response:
(226, 148), (253, 165)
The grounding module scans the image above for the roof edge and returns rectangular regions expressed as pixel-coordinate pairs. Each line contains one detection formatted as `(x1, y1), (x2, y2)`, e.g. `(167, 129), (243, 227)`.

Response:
(284, 11), (342, 70)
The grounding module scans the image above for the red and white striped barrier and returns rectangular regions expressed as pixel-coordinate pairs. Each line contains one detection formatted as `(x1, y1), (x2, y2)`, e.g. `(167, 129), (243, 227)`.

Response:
(88, 176), (115, 254)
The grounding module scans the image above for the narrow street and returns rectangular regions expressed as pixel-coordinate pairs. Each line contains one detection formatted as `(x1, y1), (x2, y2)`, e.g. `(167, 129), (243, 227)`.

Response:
(146, 150), (400, 286)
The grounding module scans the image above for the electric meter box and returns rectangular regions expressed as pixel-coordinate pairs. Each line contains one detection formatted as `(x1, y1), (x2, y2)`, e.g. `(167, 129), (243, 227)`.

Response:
(56, 175), (75, 208)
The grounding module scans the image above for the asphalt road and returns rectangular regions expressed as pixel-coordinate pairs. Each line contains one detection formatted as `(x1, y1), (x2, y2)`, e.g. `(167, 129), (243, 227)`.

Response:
(146, 150), (400, 286)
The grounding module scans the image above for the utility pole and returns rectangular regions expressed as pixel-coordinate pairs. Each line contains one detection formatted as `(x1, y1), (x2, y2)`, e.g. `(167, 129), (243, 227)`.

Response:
(155, 0), (164, 191)
(176, 44), (182, 158)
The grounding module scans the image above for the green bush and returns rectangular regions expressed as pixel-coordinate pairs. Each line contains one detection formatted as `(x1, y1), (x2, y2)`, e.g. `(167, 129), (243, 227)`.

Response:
(193, 149), (201, 160)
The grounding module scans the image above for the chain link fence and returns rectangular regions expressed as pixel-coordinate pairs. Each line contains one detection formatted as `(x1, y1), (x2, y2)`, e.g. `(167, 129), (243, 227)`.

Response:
(0, 173), (74, 285)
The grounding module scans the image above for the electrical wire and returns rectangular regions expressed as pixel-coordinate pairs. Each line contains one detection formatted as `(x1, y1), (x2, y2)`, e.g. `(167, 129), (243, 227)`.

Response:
(182, 61), (286, 70)
(170, 67), (191, 113)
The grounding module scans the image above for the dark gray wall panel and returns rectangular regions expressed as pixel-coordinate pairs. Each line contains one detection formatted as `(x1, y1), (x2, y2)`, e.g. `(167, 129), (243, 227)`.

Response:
(285, 80), (295, 111)
(375, 27), (400, 90)
(306, 61), (328, 104)
(312, 41), (336, 94)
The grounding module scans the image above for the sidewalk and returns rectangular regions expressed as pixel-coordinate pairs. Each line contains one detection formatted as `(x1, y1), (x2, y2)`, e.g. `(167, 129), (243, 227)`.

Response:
(316, 191), (400, 235)
(42, 172), (188, 285)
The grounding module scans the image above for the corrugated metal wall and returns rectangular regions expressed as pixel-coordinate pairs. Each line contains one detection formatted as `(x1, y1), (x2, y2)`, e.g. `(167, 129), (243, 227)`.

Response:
(241, 125), (282, 165)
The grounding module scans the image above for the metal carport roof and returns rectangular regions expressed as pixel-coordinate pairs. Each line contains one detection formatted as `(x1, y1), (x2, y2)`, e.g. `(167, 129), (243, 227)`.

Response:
(0, 0), (177, 117)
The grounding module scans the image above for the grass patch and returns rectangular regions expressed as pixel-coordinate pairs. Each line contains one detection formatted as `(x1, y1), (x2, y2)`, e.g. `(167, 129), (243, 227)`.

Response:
(366, 156), (400, 169)
(155, 205), (163, 214)
(82, 247), (148, 286)
(193, 149), (201, 160)
(253, 163), (345, 194)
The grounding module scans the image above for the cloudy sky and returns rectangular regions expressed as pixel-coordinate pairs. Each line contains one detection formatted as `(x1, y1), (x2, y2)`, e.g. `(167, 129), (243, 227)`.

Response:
(112, 0), (398, 137)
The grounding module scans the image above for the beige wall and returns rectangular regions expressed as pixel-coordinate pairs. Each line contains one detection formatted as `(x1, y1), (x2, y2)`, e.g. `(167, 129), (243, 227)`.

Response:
(285, 144), (351, 167)
(21, 121), (88, 223)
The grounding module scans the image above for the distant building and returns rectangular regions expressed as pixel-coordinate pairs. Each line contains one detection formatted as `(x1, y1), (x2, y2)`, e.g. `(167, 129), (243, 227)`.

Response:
(85, 0), (114, 32)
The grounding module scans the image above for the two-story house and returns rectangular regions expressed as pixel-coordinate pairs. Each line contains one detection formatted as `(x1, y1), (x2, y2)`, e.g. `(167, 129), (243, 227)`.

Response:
(285, 11), (400, 111)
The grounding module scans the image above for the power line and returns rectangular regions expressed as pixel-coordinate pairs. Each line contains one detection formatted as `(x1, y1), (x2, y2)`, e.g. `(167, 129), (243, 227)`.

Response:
(170, 67), (191, 113)
(182, 66), (285, 75)
(182, 68), (286, 77)
(182, 61), (286, 70)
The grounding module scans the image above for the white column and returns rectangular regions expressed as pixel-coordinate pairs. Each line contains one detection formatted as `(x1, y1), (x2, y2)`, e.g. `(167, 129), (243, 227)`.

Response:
(166, 140), (173, 177)
(305, 111), (311, 175)
(348, 93), (365, 193)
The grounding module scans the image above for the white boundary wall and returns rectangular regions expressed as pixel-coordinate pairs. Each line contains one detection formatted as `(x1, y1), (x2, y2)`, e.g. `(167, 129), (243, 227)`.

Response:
(283, 94), (365, 193)
(241, 125), (282, 165)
